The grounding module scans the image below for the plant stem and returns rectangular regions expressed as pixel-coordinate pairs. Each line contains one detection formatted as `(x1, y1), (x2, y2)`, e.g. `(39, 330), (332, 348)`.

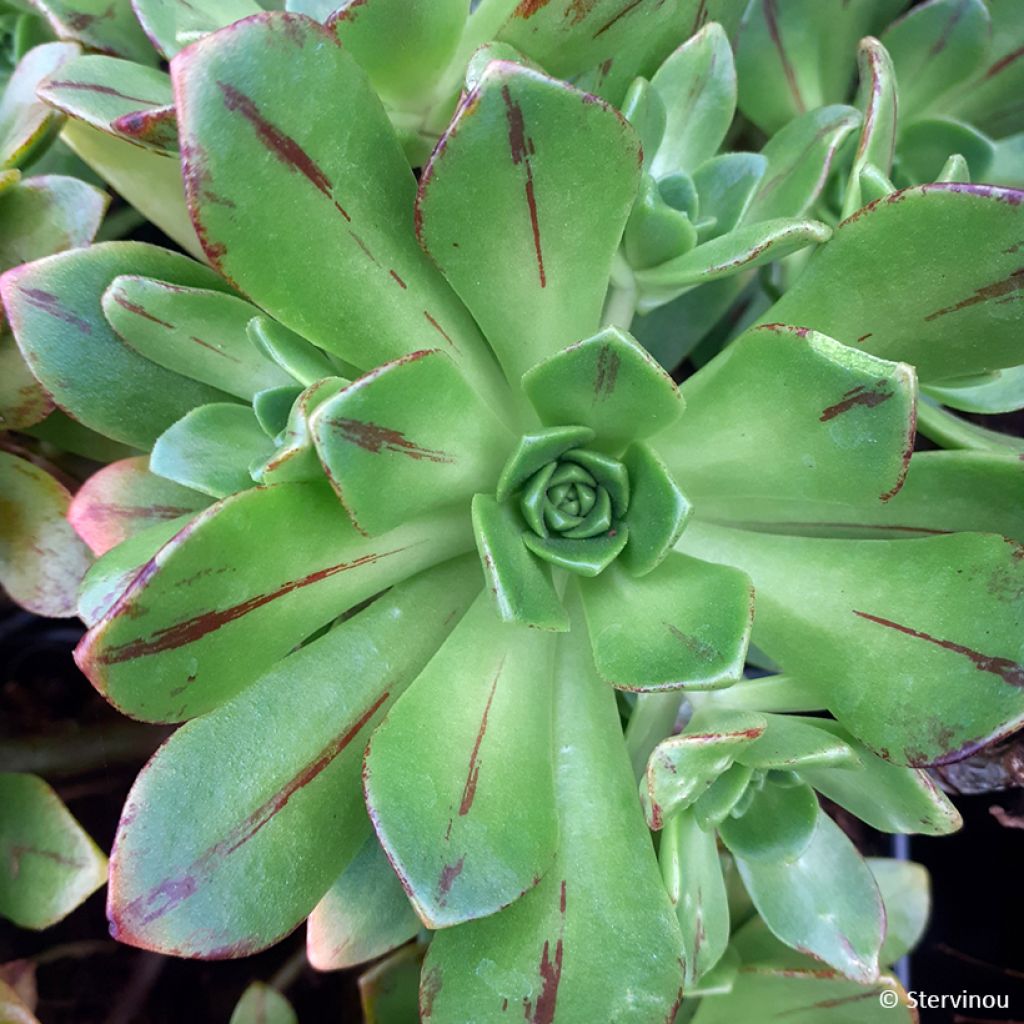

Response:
(602, 251), (638, 330)
(624, 692), (686, 781)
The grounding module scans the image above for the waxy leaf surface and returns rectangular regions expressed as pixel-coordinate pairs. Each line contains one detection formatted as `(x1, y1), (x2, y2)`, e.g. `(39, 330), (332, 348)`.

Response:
(133, 0), (263, 59)
(31, 0), (154, 62)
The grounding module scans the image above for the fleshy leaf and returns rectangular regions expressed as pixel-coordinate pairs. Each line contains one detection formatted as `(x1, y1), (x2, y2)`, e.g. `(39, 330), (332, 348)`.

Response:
(132, 0), (263, 59)
(735, 810), (883, 983)
(0, 328), (52, 429)
(692, 152), (766, 241)
(0, 452), (92, 618)
(102, 276), (291, 400)
(76, 481), (472, 722)
(312, 349), (512, 535)
(38, 55), (176, 153)
(0, 243), (236, 448)
(495, 425), (594, 501)
(0, 175), (108, 274)
(364, 591), (558, 928)
(681, 522), (1024, 765)
(107, 558), (477, 957)
(898, 117), (994, 184)
(521, 327), (682, 450)
(150, 404), (274, 499)
(360, 943), (424, 1024)
(926, 364), (1024, 415)
(522, 528), (628, 576)
(759, 183), (1024, 382)
(416, 59), (641, 385)
(734, 714), (860, 771)
(0, 772), (106, 929)
(718, 780), (819, 862)
(657, 323), (917, 514)
(421, 591), (684, 1021)
(247, 315), (339, 386)
(31, 0), (155, 63)
(172, 11), (502, 407)
(869, 858), (930, 965)
(579, 552), (753, 691)
(229, 984), (296, 1024)
(68, 456), (210, 556)
(661, 809), (729, 985)
(307, 829), (420, 971)
(692, 761), (755, 830)
(0, 42), (78, 168)
(623, 173), (698, 269)
(649, 21), (736, 177)
(620, 442), (691, 577)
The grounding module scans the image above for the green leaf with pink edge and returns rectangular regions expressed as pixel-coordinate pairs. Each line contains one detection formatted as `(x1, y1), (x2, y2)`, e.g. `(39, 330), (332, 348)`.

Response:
(634, 217), (832, 310)
(649, 22), (736, 178)
(733, 714), (860, 771)
(364, 590), (557, 929)
(0, 772), (107, 929)
(0, 176), (108, 274)
(578, 553), (753, 692)
(843, 38), (899, 221)
(102, 277), (292, 400)
(656, 323), (917, 515)
(171, 12), (504, 412)
(735, 809), (884, 984)
(660, 808), (730, 985)
(415, 59), (641, 386)
(0, 451), (92, 618)
(881, 0), (990, 121)
(691, 968), (915, 1023)
(680, 521), (1024, 766)
(421, 592), (684, 1023)
(38, 55), (177, 153)
(640, 709), (765, 829)
(0, 243), (237, 448)
(107, 557), (477, 958)
(312, 349), (513, 536)
(229, 983), (296, 1024)
(0, 42), (79, 168)
(521, 327), (683, 452)
(0, 327), (52, 429)
(150, 404), (274, 499)
(327, 0), (466, 107)
(68, 456), (210, 557)
(132, 0), (263, 59)
(307, 827), (420, 971)
(30, 0), (155, 63)
(360, 942), (425, 1024)
(75, 481), (472, 723)
(760, 184), (1024, 382)
(471, 494), (567, 632)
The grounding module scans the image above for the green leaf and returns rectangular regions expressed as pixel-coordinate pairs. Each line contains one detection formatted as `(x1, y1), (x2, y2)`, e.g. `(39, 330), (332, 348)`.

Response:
(103, 277), (291, 401)
(692, 152), (766, 241)
(0, 451), (92, 617)
(926, 364), (1024, 414)
(0, 772), (106, 929)
(881, 0), (990, 121)
(421, 592), (684, 1021)
(735, 810), (884, 983)
(172, 12), (503, 409)
(364, 591), (557, 928)
(471, 494), (567, 632)
(416, 59), (641, 386)
(76, 481), (473, 722)
(150, 404), (273, 499)
(0, 243), (235, 447)
(797, 721), (961, 836)
(523, 528), (628, 577)
(107, 558), (477, 957)
(360, 943), (425, 1024)
(745, 105), (862, 223)
(495, 425), (594, 501)
(247, 315), (339, 386)
(312, 349), (513, 535)
(68, 455), (210, 556)
(657, 323), (917, 515)
(623, 173), (698, 270)
(133, 0), (263, 59)
(521, 327), (683, 450)
(661, 809), (729, 985)
(620, 77), (666, 170)
(0, 175), (107, 274)
(307, 829), (420, 970)
(620, 442), (691, 577)
(692, 761), (755, 830)
(38, 55), (176, 153)
(897, 117), (994, 184)
(635, 218), (832, 310)
(917, 399), (1024, 455)
(719, 779), (819, 863)
(0, 326), (52, 429)
(229, 983), (296, 1024)
(579, 553), (753, 691)
(327, 0), (465, 107)
(31, 0), (155, 63)
(0, 41), (78, 168)
(734, 714), (860, 771)
(691, 968), (916, 1023)
(681, 522), (1024, 765)
(868, 858), (930, 965)
(761, 183), (1024, 382)
(649, 22), (736, 177)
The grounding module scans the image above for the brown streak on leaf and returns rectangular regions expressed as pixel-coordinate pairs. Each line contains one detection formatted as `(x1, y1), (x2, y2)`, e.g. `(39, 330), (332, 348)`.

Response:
(459, 659), (504, 816)
(592, 0), (644, 38)
(593, 343), (620, 398)
(328, 417), (454, 463)
(763, 0), (805, 113)
(19, 288), (92, 334)
(436, 857), (465, 906)
(45, 79), (166, 107)
(819, 379), (894, 421)
(111, 292), (174, 329)
(500, 85), (546, 288)
(924, 268), (1024, 321)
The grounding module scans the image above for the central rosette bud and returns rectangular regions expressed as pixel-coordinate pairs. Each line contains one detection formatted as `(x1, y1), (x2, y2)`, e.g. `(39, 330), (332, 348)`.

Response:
(519, 448), (628, 542)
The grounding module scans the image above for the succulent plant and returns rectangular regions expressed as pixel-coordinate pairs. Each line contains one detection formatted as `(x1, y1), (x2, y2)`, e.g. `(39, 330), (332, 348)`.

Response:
(0, 2), (1022, 1021)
